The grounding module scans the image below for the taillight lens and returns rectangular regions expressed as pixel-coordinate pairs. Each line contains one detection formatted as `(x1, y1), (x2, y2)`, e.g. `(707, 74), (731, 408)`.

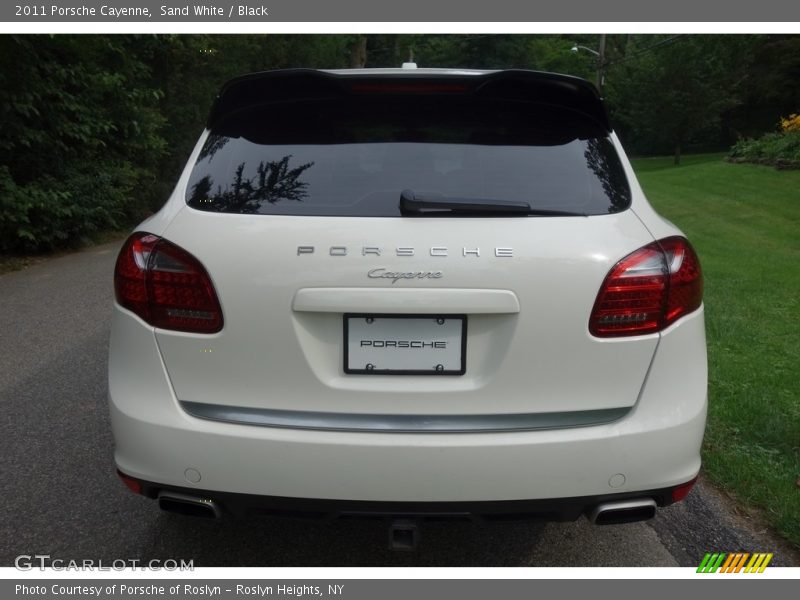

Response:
(114, 233), (223, 333)
(661, 237), (703, 325)
(589, 236), (702, 337)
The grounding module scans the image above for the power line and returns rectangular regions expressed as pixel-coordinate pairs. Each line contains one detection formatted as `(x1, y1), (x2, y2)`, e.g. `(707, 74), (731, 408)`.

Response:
(606, 35), (684, 67)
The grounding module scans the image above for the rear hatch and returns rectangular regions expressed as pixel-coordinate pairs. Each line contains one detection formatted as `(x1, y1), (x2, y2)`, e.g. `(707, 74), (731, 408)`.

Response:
(154, 70), (658, 426)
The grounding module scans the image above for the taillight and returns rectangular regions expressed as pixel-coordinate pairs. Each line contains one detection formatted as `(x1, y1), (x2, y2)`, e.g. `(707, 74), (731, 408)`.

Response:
(589, 236), (702, 337)
(114, 233), (223, 333)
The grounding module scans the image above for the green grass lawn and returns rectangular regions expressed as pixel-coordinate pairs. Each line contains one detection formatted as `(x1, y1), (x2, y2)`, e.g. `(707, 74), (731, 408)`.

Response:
(631, 154), (800, 546)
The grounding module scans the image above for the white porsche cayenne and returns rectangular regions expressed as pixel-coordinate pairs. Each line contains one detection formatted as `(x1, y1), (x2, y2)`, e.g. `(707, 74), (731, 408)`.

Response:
(109, 67), (706, 533)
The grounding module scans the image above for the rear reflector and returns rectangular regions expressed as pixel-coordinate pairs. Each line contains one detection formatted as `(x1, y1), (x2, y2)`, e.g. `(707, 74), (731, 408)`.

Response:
(114, 233), (223, 333)
(589, 236), (702, 337)
(117, 469), (142, 495)
(671, 477), (698, 503)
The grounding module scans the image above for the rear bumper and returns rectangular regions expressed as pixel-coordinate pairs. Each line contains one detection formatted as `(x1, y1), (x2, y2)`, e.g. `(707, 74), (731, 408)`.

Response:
(123, 472), (689, 522)
(109, 307), (707, 504)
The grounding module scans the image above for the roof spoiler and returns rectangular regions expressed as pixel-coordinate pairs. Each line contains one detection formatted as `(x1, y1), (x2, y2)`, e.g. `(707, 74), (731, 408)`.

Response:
(207, 68), (611, 132)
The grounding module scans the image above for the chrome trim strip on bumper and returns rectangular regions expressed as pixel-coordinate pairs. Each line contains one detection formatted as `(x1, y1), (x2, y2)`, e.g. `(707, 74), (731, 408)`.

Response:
(179, 401), (629, 433)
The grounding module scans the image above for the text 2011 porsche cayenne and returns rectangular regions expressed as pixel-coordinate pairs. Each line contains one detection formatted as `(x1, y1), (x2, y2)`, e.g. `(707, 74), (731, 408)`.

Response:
(109, 67), (706, 536)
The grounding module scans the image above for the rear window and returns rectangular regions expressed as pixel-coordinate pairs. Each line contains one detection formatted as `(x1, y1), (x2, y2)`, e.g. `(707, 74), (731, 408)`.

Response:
(186, 96), (630, 216)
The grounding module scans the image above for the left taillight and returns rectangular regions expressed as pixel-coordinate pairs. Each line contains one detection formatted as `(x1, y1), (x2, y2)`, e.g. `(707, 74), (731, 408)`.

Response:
(114, 233), (223, 333)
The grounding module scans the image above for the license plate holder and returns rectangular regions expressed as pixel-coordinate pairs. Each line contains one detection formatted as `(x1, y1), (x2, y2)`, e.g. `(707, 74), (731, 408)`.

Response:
(343, 314), (466, 375)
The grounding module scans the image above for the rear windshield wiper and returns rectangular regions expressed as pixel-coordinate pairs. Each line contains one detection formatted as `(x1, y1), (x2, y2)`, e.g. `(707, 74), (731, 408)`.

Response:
(399, 189), (585, 217)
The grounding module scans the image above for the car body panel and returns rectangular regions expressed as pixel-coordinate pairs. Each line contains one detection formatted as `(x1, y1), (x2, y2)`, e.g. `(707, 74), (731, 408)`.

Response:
(150, 207), (658, 416)
(108, 68), (706, 513)
(109, 307), (706, 502)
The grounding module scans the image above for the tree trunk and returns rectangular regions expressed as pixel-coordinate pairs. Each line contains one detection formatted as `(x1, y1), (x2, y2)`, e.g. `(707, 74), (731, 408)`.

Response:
(674, 142), (682, 165)
(348, 35), (367, 68)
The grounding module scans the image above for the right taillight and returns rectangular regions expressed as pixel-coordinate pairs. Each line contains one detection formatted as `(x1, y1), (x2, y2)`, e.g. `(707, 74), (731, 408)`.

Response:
(114, 232), (223, 334)
(589, 236), (702, 337)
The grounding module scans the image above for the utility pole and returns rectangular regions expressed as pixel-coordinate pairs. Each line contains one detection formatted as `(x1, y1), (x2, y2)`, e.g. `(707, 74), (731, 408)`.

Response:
(570, 34), (608, 95)
(596, 34), (606, 94)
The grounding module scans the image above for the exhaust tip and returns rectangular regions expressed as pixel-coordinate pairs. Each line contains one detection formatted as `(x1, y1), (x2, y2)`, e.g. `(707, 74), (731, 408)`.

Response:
(158, 491), (221, 519)
(589, 498), (657, 525)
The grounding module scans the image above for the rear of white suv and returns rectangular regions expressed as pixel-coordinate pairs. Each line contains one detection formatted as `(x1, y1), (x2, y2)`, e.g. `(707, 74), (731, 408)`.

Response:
(109, 68), (706, 526)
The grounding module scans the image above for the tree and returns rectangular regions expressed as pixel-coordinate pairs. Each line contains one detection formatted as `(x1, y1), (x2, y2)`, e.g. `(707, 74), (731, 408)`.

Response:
(348, 35), (367, 68)
(729, 35), (800, 137)
(0, 35), (166, 250)
(2, 34), (798, 251)
(607, 35), (752, 163)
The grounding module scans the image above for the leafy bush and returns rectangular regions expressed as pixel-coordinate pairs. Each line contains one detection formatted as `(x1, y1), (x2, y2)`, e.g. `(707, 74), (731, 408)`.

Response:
(0, 163), (147, 251)
(0, 36), (167, 252)
(728, 125), (800, 169)
(0, 34), (352, 253)
(780, 113), (800, 133)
